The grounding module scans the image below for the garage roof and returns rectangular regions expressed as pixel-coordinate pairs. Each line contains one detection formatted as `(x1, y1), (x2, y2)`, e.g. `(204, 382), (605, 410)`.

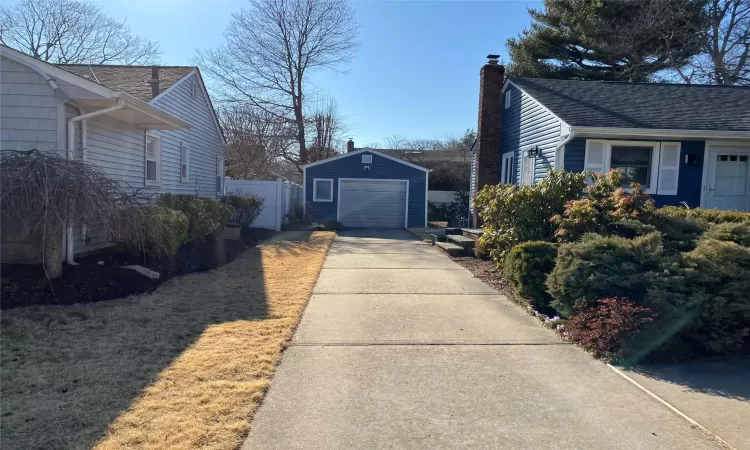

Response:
(303, 148), (431, 172)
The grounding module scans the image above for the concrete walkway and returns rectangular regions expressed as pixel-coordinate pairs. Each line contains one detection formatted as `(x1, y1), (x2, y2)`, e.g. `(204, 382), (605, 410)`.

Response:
(243, 230), (720, 449)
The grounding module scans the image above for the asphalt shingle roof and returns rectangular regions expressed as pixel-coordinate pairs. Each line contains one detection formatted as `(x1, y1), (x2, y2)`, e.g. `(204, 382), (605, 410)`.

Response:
(57, 65), (195, 102)
(509, 77), (750, 132)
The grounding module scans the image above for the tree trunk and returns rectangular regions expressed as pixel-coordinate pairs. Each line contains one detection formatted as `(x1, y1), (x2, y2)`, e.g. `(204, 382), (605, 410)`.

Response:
(43, 227), (63, 279)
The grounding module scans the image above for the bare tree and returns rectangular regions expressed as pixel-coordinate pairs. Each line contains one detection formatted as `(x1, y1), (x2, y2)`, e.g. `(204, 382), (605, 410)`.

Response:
(221, 106), (295, 180)
(676, 0), (750, 85)
(307, 98), (346, 163)
(197, 0), (357, 167)
(0, 0), (160, 64)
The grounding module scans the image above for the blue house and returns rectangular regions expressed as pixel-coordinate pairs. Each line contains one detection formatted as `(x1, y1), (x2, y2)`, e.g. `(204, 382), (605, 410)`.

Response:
(470, 56), (750, 222)
(303, 145), (429, 228)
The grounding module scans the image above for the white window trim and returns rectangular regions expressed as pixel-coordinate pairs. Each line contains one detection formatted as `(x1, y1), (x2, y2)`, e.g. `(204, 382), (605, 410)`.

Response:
(313, 178), (334, 202)
(145, 133), (161, 186)
(505, 90), (511, 109)
(501, 152), (515, 184)
(520, 154), (535, 186)
(180, 143), (190, 182)
(603, 140), (661, 194)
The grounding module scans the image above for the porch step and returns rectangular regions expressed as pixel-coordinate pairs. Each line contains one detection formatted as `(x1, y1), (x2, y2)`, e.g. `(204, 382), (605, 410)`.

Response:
(435, 241), (464, 256)
(445, 227), (463, 236)
(462, 228), (484, 240)
(446, 234), (475, 250)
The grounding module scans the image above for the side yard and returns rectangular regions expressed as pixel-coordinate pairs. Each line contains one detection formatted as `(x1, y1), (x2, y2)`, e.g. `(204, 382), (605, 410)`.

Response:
(1, 231), (335, 450)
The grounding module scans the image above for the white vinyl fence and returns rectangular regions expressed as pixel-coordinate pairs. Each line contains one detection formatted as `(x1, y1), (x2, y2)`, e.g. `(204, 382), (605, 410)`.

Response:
(225, 178), (303, 231)
(428, 190), (460, 204)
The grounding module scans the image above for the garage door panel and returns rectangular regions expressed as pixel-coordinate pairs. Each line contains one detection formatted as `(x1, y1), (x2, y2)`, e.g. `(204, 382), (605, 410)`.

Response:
(339, 180), (407, 228)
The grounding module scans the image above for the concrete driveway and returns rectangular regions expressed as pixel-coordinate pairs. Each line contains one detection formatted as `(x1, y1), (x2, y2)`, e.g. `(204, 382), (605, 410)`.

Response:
(242, 230), (720, 449)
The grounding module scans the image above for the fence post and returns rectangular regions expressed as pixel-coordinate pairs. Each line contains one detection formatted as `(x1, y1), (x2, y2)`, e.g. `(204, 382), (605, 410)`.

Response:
(275, 179), (283, 231)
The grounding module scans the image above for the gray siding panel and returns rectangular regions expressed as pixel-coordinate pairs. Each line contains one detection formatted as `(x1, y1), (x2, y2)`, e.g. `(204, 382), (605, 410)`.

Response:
(150, 72), (225, 199)
(305, 151), (427, 228)
(0, 56), (60, 155)
(501, 84), (562, 184)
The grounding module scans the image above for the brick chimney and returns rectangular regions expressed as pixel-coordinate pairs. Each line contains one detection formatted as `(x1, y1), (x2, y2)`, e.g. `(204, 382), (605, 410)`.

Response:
(473, 55), (505, 226)
(347, 138), (355, 153)
(149, 66), (160, 99)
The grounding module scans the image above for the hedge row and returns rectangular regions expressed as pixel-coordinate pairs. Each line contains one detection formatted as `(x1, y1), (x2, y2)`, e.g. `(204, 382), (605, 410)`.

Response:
(476, 169), (750, 362)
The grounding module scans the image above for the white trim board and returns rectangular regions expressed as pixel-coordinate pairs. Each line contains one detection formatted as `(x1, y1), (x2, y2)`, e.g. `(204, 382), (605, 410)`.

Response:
(312, 178), (334, 202)
(336, 178), (410, 228)
(302, 148), (430, 173)
(502, 79), (572, 131)
(700, 140), (750, 208)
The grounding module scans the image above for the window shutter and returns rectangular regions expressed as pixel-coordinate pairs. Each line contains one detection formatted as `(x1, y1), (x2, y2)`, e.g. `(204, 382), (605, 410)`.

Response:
(584, 140), (606, 173)
(657, 142), (681, 195)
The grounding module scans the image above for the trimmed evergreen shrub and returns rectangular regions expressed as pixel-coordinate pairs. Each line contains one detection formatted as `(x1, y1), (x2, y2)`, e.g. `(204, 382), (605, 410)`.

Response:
(564, 297), (656, 360)
(156, 194), (233, 242)
(115, 206), (189, 257)
(702, 222), (750, 247)
(658, 206), (750, 224)
(474, 169), (587, 263)
(503, 241), (557, 310)
(220, 192), (264, 227)
(546, 232), (664, 317)
(647, 211), (706, 253)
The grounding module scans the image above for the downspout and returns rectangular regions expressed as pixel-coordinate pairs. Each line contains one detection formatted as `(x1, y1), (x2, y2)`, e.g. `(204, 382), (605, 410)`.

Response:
(556, 129), (576, 171)
(65, 98), (126, 264)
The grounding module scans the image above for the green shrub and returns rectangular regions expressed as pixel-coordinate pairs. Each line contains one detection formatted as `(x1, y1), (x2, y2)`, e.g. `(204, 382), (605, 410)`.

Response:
(310, 221), (344, 232)
(564, 297), (656, 361)
(546, 232), (664, 317)
(473, 239), (489, 259)
(648, 211), (707, 253)
(645, 239), (750, 358)
(702, 222), (750, 247)
(503, 241), (557, 310)
(115, 206), (189, 257)
(156, 194), (233, 242)
(658, 206), (750, 224)
(474, 169), (587, 262)
(552, 170), (655, 242)
(220, 192), (264, 227)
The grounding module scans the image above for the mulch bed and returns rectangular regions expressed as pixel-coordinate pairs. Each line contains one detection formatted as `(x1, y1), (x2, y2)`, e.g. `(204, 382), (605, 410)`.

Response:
(1, 228), (277, 310)
(450, 256), (515, 297)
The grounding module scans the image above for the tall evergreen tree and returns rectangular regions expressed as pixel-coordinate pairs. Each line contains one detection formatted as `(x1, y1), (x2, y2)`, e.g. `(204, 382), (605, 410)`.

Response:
(507, 0), (706, 82)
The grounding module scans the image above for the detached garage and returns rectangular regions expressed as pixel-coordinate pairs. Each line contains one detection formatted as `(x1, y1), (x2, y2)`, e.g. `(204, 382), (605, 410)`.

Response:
(303, 148), (429, 228)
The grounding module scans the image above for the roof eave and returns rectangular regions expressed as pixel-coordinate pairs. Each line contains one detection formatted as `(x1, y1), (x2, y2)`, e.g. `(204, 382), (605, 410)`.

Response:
(572, 126), (750, 141)
(302, 148), (430, 173)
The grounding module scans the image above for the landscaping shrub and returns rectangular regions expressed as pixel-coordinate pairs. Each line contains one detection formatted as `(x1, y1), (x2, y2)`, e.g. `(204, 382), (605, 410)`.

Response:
(645, 239), (750, 358)
(702, 222), (750, 247)
(552, 170), (655, 243)
(546, 232), (664, 317)
(503, 241), (557, 310)
(310, 221), (344, 232)
(564, 297), (656, 361)
(648, 211), (707, 253)
(474, 169), (587, 262)
(658, 205), (750, 224)
(473, 238), (489, 259)
(220, 191), (264, 227)
(156, 194), (233, 242)
(113, 206), (189, 258)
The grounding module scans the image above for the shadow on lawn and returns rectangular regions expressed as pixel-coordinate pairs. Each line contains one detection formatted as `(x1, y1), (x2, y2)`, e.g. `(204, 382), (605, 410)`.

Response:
(0, 231), (320, 450)
(629, 359), (750, 402)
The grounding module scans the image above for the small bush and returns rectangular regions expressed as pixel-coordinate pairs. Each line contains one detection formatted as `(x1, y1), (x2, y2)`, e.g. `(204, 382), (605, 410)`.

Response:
(220, 192), (264, 227)
(156, 194), (233, 242)
(547, 232), (663, 317)
(565, 297), (656, 360)
(503, 241), (557, 310)
(658, 206), (750, 224)
(115, 206), (189, 257)
(474, 169), (587, 262)
(552, 170), (655, 242)
(648, 211), (707, 253)
(473, 239), (489, 259)
(702, 222), (750, 247)
(310, 221), (344, 232)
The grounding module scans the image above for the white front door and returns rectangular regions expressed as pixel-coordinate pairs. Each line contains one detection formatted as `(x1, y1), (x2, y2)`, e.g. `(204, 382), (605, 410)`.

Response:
(705, 145), (750, 211)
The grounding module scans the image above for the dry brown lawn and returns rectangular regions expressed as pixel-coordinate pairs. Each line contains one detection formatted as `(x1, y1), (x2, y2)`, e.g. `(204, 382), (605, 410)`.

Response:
(1, 231), (334, 450)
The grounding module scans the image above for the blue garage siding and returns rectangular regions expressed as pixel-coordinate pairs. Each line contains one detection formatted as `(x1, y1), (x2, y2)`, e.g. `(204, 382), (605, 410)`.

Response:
(563, 138), (705, 207)
(304, 151), (427, 227)
(502, 84), (562, 184)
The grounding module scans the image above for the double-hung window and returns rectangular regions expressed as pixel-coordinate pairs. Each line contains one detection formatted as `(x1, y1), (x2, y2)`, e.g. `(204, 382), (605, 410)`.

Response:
(145, 134), (161, 185)
(500, 153), (515, 184)
(313, 178), (333, 202)
(180, 144), (190, 181)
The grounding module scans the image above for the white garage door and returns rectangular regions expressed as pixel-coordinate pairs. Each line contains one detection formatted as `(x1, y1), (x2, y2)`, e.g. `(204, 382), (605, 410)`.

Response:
(339, 179), (407, 228)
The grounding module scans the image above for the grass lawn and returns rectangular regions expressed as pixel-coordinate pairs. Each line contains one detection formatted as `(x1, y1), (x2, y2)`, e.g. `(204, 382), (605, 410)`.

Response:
(1, 231), (335, 450)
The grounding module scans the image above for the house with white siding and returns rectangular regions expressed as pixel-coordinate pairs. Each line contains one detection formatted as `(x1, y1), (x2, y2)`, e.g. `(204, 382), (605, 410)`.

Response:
(0, 44), (226, 261)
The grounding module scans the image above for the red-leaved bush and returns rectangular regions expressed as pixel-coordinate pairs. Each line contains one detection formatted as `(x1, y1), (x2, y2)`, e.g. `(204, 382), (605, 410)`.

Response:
(564, 297), (656, 360)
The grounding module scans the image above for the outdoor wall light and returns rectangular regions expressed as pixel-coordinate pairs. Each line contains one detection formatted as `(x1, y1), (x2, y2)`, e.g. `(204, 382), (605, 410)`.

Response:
(526, 146), (540, 158)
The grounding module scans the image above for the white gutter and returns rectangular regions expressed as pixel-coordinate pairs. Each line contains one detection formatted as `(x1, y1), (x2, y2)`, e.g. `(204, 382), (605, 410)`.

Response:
(64, 98), (126, 264)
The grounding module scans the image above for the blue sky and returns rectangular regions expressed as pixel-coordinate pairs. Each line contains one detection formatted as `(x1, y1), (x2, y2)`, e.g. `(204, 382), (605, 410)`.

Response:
(95, 0), (539, 145)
